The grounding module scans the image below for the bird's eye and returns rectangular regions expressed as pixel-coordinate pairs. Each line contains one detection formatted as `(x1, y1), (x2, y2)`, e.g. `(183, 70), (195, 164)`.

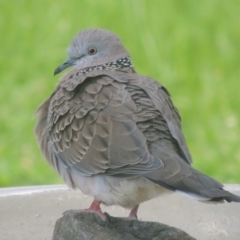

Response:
(88, 47), (97, 55)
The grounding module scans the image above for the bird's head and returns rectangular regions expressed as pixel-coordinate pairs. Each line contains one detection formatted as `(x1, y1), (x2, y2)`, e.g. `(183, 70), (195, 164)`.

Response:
(54, 28), (130, 75)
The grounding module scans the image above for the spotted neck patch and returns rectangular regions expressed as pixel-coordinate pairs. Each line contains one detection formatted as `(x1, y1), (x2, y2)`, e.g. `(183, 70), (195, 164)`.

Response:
(79, 57), (134, 74)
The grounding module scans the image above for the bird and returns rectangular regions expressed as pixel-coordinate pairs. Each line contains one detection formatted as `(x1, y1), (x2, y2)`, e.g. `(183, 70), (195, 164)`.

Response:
(35, 28), (240, 220)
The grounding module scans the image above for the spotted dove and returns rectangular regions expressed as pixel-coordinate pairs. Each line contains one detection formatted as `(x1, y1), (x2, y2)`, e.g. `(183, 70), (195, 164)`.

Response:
(35, 28), (240, 220)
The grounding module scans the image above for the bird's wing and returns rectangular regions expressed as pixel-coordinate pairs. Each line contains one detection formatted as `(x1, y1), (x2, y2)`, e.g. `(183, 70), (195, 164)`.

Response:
(122, 74), (230, 200)
(130, 75), (193, 164)
(45, 70), (163, 177)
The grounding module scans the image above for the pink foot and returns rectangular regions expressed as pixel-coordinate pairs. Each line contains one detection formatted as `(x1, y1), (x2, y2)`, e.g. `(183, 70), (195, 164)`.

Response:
(63, 199), (107, 221)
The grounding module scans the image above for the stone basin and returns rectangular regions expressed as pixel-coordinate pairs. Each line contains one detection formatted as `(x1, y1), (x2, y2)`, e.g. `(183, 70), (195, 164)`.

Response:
(0, 184), (239, 240)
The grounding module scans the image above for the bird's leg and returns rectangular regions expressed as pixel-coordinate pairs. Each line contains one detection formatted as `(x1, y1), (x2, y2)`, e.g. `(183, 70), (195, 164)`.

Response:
(63, 199), (106, 221)
(87, 199), (104, 214)
(126, 205), (139, 220)
(83, 199), (107, 220)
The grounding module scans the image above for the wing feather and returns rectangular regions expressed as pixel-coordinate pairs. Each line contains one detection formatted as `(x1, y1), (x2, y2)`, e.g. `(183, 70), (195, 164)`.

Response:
(40, 73), (163, 178)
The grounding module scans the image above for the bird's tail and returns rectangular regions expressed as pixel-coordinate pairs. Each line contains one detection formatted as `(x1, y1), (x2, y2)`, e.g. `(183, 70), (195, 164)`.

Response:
(146, 167), (240, 203)
(145, 142), (240, 203)
(209, 192), (240, 203)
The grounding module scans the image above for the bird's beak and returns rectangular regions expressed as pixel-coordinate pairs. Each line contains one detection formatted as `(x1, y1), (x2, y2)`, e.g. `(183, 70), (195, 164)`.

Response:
(54, 58), (76, 75)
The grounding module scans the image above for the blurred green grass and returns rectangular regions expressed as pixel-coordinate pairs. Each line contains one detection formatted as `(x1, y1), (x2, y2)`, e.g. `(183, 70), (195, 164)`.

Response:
(0, 0), (240, 187)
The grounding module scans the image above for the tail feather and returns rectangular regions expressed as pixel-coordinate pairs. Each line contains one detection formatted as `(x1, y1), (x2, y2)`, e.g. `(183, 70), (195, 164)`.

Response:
(146, 168), (240, 203)
(211, 192), (240, 203)
(146, 142), (240, 203)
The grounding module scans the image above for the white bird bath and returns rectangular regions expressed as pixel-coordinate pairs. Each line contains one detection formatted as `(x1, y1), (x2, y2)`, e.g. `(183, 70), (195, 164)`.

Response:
(0, 184), (240, 240)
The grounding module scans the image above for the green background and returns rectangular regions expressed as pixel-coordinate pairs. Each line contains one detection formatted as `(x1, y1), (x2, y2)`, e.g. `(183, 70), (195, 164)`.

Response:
(1, 0), (240, 187)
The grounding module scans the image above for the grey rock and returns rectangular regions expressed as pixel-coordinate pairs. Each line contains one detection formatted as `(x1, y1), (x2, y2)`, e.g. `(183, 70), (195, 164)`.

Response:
(52, 212), (196, 240)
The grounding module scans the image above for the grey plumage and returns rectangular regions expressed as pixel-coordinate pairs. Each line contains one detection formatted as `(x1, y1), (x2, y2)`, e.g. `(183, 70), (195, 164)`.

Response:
(35, 28), (240, 218)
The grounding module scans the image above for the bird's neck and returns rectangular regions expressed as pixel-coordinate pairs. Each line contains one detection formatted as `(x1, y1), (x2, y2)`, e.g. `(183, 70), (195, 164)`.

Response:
(79, 57), (134, 74)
